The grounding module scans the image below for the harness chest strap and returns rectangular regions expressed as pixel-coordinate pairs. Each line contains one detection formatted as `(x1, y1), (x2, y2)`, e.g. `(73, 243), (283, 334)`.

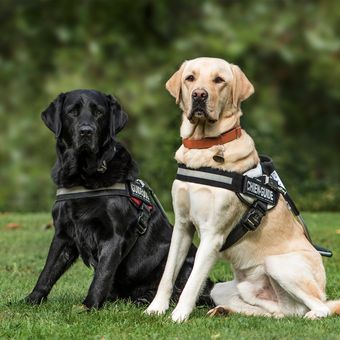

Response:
(55, 180), (153, 203)
(56, 183), (128, 201)
(55, 181), (154, 226)
(176, 164), (279, 206)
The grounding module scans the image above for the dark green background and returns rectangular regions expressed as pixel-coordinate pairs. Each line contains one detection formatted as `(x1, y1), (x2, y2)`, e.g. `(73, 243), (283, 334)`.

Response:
(1, 0), (339, 212)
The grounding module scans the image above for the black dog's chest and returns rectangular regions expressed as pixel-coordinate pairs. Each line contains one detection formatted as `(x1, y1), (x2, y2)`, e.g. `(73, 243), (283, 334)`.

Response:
(70, 204), (108, 267)
(72, 215), (102, 267)
(53, 197), (136, 267)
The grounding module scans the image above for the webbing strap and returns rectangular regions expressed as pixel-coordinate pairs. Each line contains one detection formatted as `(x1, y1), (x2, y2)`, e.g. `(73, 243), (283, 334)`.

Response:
(120, 202), (152, 261)
(56, 183), (128, 201)
(176, 165), (243, 192)
(176, 164), (279, 206)
(220, 200), (267, 251)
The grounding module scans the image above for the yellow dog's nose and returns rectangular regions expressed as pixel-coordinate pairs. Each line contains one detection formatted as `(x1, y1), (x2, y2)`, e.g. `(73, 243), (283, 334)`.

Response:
(192, 88), (208, 101)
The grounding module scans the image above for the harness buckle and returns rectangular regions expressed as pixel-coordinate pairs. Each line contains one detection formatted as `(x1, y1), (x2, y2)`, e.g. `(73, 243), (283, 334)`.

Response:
(263, 175), (287, 195)
(135, 179), (146, 188)
(136, 204), (150, 235)
(241, 201), (267, 231)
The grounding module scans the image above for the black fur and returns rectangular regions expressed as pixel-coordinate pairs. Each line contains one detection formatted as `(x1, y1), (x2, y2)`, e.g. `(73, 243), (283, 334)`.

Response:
(25, 89), (213, 309)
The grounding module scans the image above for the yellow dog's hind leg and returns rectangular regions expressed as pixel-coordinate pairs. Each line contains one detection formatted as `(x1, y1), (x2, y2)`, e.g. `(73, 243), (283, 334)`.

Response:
(265, 252), (330, 319)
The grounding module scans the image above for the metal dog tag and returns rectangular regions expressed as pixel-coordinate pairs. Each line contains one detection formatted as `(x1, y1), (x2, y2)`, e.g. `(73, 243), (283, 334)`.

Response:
(213, 154), (224, 163)
(213, 148), (225, 163)
(97, 160), (107, 173)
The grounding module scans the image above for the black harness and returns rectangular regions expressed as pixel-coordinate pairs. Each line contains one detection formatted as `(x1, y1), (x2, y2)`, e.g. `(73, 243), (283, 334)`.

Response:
(176, 156), (332, 257)
(55, 179), (166, 257)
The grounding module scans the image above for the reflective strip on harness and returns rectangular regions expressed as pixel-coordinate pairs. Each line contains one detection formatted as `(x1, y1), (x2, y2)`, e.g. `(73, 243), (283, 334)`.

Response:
(176, 164), (279, 206)
(176, 164), (244, 193)
(177, 167), (234, 185)
(55, 180), (154, 206)
(56, 183), (128, 201)
(57, 183), (127, 195)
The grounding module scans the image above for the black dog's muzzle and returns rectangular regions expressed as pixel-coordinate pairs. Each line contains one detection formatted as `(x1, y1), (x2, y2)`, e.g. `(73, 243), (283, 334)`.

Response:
(76, 124), (98, 152)
(79, 125), (94, 138)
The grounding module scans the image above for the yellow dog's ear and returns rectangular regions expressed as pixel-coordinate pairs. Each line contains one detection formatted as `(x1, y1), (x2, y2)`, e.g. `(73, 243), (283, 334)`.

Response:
(165, 61), (187, 104)
(230, 64), (254, 108)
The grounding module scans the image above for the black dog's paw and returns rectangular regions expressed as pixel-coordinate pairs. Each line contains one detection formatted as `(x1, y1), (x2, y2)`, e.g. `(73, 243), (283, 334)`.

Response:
(132, 289), (155, 307)
(133, 297), (151, 307)
(82, 296), (103, 310)
(24, 292), (47, 305)
(106, 293), (118, 303)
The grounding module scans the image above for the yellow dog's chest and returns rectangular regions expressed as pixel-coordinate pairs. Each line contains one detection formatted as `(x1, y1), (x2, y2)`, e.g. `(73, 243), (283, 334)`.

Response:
(172, 179), (245, 232)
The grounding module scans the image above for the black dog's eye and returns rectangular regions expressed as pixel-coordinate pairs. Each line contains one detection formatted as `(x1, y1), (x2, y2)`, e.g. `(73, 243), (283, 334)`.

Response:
(213, 76), (225, 84)
(67, 108), (79, 116)
(185, 75), (195, 82)
(93, 109), (103, 117)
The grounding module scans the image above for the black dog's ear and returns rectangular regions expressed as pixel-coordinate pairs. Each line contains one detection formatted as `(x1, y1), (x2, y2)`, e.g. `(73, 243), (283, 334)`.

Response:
(106, 94), (128, 138)
(41, 93), (65, 137)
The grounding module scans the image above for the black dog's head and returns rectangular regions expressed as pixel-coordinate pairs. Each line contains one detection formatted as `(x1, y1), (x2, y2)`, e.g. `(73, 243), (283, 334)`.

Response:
(42, 89), (130, 180)
(42, 89), (127, 153)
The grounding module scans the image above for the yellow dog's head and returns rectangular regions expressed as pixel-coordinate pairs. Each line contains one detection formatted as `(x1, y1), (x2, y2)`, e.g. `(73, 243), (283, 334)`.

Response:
(166, 57), (254, 124)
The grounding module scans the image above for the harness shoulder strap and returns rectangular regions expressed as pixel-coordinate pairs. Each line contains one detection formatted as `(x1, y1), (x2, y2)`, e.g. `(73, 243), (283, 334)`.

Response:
(122, 177), (173, 259)
(121, 201), (152, 260)
(220, 200), (267, 251)
(121, 180), (154, 259)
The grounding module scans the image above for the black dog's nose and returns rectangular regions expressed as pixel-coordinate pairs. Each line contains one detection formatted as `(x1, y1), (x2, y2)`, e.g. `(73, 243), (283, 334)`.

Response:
(192, 89), (208, 101)
(79, 125), (94, 137)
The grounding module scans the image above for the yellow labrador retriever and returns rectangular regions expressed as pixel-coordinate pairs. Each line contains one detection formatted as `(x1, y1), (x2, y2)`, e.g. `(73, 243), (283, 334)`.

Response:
(146, 57), (339, 322)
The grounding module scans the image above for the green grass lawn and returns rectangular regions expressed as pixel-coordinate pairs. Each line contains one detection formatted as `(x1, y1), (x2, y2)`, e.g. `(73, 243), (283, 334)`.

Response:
(0, 212), (339, 339)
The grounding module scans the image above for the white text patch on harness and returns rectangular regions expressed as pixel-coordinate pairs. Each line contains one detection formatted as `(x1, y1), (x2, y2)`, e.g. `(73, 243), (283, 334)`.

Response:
(243, 177), (275, 205)
(129, 182), (152, 205)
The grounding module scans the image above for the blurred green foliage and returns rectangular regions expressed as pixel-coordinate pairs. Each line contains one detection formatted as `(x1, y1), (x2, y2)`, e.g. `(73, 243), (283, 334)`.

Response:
(0, 0), (339, 212)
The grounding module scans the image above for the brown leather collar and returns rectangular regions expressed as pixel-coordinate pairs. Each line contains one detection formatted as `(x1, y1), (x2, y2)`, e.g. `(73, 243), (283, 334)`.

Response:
(182, 126), (242, 149)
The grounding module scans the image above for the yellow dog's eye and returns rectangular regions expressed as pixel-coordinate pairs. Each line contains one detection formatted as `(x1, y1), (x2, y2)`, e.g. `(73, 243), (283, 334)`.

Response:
(185, 75), (195, 82)
(213, 76), (225, 84)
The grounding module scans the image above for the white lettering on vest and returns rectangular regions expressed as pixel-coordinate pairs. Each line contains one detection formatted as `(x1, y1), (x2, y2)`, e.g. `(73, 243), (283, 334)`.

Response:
(131, 183), (149, 201)
(246, 181), (274, 202)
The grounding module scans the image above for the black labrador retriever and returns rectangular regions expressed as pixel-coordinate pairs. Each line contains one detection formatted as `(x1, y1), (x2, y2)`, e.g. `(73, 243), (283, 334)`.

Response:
(25, 89), (213, 309)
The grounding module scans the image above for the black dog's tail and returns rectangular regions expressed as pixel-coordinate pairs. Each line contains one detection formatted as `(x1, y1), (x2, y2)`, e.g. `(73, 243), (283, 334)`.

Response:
(197, 279), (215, 307)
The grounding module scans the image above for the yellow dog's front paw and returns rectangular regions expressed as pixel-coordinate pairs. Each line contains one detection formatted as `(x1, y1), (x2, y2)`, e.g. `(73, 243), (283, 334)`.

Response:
(171, 307), (192, 323)
(145, 299), (169, 316)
